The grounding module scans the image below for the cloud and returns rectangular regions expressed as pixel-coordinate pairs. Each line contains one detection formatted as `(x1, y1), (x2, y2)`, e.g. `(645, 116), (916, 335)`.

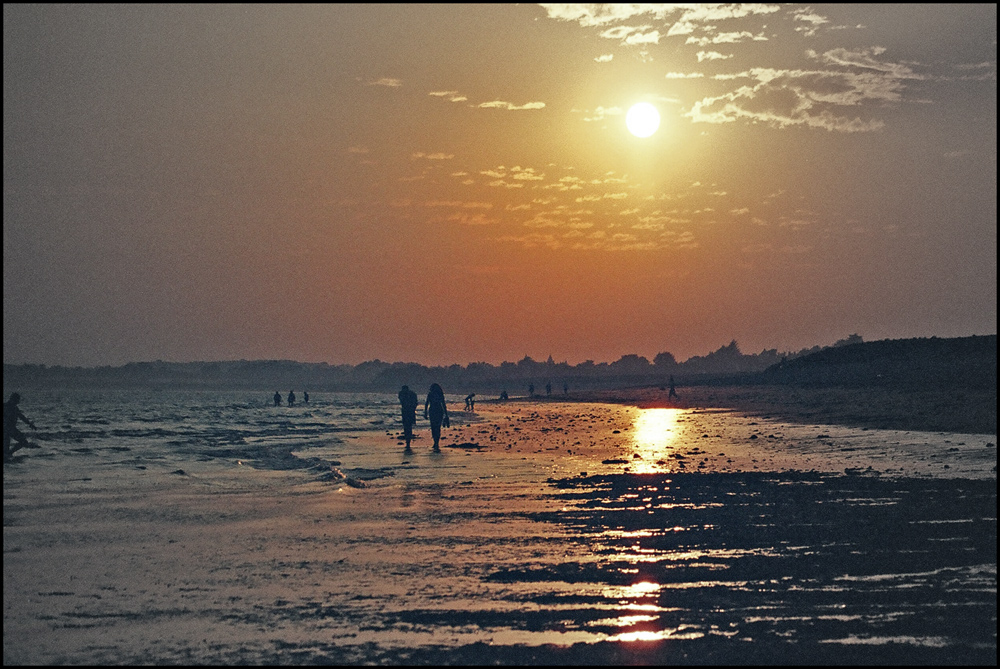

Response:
(685, 59), (922, 131)
(479, 166), (545, 182)
(686, 30), (767, 47)
(667, 4), (781, 36)
(665, 71), (704, 79)
(792, 8), (829, 37)
(626, 29), (661, 45)
(511, 166), (545, 181)
(367, 77), (402, 87)
(577, 105), (623, 122)
(447, 212), (496, 226)
(539, 4), (679, 28)
(599, 25), (661, 45)
(594, 53), (614, 62)
(477, 100), (546, 110)
(411, 152), (455, 160)
(429, 90), (468, 102)
(492, 232), (563, 250)
(425, 200), (493, 209)
(697, 51), (732, 62)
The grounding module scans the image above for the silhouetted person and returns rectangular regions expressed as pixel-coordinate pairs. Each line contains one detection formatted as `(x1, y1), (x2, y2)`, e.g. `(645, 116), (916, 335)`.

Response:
(274, 391), (281, 406)
(499, 390), (509, 401)
(4, 393), (37, 461)
(528, 383), (535, 397)
(398, 385), (419, 450)
(303, 391), (309, 404)
(423, 383), (450, 451)
(563, 381), (569, 395)
(668, 375), (678, 400)
(546, 381), (552, 396)
(288, 390), (295, 407)
(464, 393), (476, 411)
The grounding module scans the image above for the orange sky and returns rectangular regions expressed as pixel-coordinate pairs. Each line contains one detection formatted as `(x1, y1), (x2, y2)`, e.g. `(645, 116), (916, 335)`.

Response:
(3, 4), (997, 367)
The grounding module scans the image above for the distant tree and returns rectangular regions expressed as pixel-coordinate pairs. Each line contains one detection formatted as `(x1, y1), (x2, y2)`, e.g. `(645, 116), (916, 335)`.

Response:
(653, 351), (677, 368)
(610, 354), (652, 374)
(833, 333), (864, 347)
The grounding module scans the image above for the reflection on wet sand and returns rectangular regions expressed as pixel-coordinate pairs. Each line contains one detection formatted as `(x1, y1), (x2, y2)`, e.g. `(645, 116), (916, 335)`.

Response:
(629, 408), (683, 472)
(3, 394), (995, 665)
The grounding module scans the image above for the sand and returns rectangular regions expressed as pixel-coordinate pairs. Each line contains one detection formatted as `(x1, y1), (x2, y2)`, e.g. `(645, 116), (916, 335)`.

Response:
(4, 393), (996, 665)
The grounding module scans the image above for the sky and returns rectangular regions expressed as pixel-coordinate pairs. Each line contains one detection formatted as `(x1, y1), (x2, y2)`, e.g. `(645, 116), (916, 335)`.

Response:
(4, 4), (997, 368)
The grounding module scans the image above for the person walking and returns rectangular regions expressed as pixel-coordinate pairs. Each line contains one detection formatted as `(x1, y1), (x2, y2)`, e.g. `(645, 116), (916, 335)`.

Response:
(423, 383), (450, 451)
(398, 385), (419, 450)
(4, 392), (37, 461)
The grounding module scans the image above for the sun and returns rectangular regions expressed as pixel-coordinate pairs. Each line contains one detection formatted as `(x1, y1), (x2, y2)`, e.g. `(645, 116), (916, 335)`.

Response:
(626, 102), (660, 138)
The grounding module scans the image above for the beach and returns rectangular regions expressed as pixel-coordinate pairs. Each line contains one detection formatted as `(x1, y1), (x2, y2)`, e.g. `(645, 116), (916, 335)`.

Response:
(3, 389), (996, 665)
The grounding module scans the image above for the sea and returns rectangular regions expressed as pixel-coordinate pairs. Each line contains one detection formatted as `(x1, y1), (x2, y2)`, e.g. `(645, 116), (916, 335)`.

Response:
(3, 388), (997, 665)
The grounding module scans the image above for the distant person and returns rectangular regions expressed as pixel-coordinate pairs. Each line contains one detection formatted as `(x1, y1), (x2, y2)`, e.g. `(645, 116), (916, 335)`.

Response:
(398, 385), (419, 450)
(528, 383), (535, 397)
(4, 392), (37, 461)
(423, 383), (450, 451)
(668, 375), (678, 400)
(563, 381), (569, 395)
(288, 390), (296, 407)
(274, 391), (282, 407)
(464, 393), (476, 411)
(499, 390), (509, 401)
(546, 381), (552, 396)
(303, 391), (309, 404)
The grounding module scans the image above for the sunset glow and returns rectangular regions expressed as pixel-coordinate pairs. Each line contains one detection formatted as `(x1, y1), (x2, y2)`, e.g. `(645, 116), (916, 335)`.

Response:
(631, 408), (683, 471)
(3, 5), (996, 368)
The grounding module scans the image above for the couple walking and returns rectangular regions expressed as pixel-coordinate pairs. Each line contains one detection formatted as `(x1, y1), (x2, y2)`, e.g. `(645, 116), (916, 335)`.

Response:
(398, 384), (449, 451)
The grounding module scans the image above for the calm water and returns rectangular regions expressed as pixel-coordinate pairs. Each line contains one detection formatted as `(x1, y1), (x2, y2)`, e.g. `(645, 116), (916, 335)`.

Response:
(9, 389), (433, 475)
(4, 389), (996, 664)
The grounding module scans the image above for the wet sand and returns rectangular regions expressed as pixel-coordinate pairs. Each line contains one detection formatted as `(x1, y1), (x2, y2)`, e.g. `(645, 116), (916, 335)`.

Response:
(568, 384), (998, 435)
(4, 395), (996, 665)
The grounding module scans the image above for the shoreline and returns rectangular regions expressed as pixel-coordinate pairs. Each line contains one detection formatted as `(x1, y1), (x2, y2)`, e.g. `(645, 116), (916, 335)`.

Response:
(4, 393), (996, 665)
(531, 384), (998, 436)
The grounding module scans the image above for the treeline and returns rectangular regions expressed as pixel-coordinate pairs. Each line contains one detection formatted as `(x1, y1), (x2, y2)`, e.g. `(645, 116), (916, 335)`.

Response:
(3, 335), (868, 394)
(757, 334), (996, 391)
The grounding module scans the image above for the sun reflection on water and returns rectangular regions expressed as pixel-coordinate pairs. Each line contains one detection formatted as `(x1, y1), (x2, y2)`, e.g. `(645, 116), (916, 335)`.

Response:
(630, 408), (684, 472)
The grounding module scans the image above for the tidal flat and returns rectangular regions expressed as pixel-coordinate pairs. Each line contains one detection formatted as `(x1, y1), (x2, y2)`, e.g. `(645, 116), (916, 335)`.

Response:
(4, 391), (996, 665)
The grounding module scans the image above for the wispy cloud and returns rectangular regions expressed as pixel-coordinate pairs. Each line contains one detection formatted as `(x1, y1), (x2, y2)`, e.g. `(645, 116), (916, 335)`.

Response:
(477, 100), (546, 111)
(600, 25), (661, 45)
(792, 8), (829, 37)
(428, 90), (468, 102)
(447, 212), (497, 226)
(697, 51), (732, 62)
(425, 200), (493, 209)
(686, 53), (923, 132)
(686, 31), (767, 47)
(594, 53), (614, 63)
(539, 4), (679, 28)
(411, 152), (455, 160)
(576, 105), (623, 122)
(367, 77), (402, 87)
